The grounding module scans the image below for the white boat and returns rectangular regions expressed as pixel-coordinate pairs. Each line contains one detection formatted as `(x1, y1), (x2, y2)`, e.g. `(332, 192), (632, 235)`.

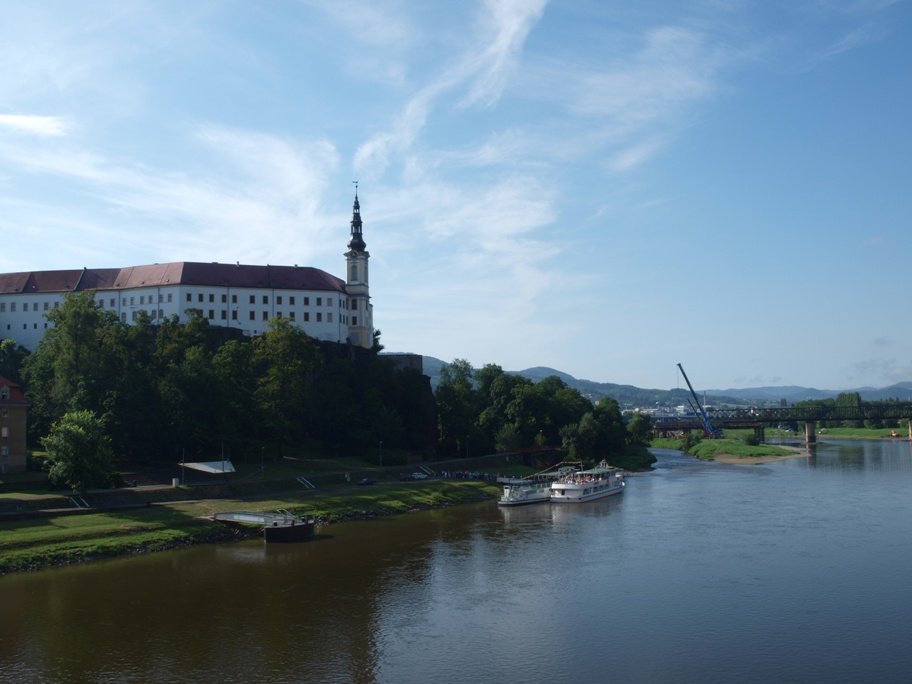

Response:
(550, 460), (624, 503)
(497, 462), (583, 507)
(498, 478), (553, 506)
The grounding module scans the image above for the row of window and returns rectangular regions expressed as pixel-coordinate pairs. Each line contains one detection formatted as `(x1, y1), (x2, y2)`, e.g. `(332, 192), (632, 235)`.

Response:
(122, 308), (359, 327)
(184, 293), (345, 308)
(1, 293), (360, 313)
(0, 301), (60, 313)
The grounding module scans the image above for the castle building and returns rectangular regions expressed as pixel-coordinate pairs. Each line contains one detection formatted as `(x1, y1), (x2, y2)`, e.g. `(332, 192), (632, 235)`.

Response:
(0, 192), (373, 351)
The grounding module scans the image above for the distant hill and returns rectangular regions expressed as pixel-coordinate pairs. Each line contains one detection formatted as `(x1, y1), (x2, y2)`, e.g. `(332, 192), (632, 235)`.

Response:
(391, 354), (912, 408)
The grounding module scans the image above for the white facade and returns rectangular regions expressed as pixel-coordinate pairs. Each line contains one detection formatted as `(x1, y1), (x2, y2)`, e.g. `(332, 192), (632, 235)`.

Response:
(0, 195), (373, 351)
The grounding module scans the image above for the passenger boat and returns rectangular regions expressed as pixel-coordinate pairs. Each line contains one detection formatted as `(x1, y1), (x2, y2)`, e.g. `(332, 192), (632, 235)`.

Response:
(497, 462), (583, 507)
(550, 460), (624, 503)
(498, 478), (553, 506)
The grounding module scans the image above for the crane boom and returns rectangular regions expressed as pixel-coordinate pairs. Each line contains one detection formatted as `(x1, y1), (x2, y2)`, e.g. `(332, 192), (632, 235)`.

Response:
(676, 363), (720, 437)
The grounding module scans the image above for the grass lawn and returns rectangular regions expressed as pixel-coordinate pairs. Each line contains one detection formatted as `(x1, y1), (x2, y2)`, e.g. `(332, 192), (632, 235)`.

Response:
(650, 436), (796, 461)
(0, 479), (501, 575)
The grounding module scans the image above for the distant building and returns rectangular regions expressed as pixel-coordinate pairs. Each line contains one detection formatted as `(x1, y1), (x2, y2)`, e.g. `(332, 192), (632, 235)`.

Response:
(0, 376), (28, 475)
(382, 353), (424, 374)
(0, 192), (373, 351)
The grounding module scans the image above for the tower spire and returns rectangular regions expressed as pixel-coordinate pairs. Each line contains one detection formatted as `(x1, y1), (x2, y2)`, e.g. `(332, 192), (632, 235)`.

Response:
(348, 181), (366, 252)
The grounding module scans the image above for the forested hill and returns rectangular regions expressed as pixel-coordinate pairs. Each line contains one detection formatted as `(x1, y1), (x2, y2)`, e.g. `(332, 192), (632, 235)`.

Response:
(410, 356), (912, 408)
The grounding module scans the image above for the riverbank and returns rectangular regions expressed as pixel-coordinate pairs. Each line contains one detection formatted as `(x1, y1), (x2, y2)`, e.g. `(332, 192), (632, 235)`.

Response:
(712, 446), (806, 465)
(0, 479), (502, 576)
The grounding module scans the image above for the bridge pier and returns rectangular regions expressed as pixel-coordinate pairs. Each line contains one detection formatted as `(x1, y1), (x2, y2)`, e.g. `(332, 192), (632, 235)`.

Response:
(754, 425), (765, 443)
(804, 420), (816, 445)
(908, 419), (912, 441)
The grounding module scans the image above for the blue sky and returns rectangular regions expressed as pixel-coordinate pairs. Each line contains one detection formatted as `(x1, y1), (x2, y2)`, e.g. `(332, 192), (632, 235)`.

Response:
(1, 0), (910, 392)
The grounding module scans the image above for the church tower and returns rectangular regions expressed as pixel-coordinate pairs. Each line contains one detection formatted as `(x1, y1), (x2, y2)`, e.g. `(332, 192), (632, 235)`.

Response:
(345, 186), (373, 348)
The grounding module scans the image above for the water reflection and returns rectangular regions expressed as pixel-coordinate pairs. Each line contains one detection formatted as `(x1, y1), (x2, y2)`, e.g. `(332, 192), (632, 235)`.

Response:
(6, 441), (912, 683)
(802, 438), (912, 471)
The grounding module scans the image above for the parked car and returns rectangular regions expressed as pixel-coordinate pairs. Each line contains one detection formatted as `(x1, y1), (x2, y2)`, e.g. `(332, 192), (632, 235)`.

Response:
(358, 477), (377, 486)
(411, 472), (428, 480)
(399, 473), (414, 481)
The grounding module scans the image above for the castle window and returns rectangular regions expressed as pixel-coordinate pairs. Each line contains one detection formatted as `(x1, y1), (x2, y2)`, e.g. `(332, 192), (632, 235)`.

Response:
(304, 297), (309, 306)
(289, 296), (295, 305)
(186, 294), (192, 302)
(44, 302), (49, 311)
(220, 310), (227, 320)
(262, 311), (268, 320)
(0, 303), (4, 312)
(198, 294), (203, 303)
(327, 313), (333, 323)
(232, 310), (238, 320)
(208, 310), (214, 320)
(316, 297), (322, 306)
(140, 296), (145, 305)
(289, 312), (295, 320)
(111, 298), (115, 307)
(10, 303), (15, 312)
(316, 312), (322, 323)
(209, 294), (214, 303)
(221, 294), (227, 304)
(249, 295), (255, 304)
(249, 311), (255, 321)
(277, 296), (283, 305)
(353, 316), (358, 326)
(304, 312), (309, 322)
(262, 296), (268, 305)
(231, 295), (237, 304)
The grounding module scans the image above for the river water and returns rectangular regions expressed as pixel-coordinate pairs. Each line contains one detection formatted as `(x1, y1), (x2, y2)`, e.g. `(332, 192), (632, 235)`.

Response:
(3, 440), (912, 683)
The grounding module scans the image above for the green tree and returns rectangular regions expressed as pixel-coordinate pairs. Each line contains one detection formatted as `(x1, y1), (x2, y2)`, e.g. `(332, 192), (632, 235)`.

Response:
(626, 411), (653, 445)
(0, 339), (27, 384)
(22, 291), (123, 441)
(435, 359), (480, 457)
(253, 319), (320, 452)
(43, 410), (115, 492)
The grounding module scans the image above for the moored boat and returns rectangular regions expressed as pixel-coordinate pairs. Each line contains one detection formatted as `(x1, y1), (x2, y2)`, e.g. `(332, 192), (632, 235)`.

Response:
(498, 479), (552, 506)
(497, 462), (583, 507)
(213, 509), (316, 542)
(550, 460), (624, 503)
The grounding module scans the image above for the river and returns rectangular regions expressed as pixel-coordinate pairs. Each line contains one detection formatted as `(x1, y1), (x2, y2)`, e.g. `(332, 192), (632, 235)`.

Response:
(3, 439), (912, 683)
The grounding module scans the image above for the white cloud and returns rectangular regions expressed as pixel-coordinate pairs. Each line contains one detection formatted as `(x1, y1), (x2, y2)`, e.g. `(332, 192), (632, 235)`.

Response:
(354, 0), (548, 179)
(0, 114), (69, 137)
(460, 0), (549, 108)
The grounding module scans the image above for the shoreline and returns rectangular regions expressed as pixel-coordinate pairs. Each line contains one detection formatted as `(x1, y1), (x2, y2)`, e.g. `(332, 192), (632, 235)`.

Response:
(712, 446), (807, 465)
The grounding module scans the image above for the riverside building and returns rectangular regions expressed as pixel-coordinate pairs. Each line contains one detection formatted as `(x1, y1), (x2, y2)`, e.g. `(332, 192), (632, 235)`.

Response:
(0, 192), (373, 352)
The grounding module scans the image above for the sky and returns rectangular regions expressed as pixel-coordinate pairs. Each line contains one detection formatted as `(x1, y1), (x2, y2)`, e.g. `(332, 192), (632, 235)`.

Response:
(1, 0), (910, 392)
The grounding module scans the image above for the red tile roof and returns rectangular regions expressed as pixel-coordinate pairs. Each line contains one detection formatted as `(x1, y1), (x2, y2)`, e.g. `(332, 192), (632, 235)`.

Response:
(0, 263), (345, 294)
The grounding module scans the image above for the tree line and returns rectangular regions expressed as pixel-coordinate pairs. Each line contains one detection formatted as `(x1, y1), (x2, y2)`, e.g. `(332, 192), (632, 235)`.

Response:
(3, 291), (654, 488)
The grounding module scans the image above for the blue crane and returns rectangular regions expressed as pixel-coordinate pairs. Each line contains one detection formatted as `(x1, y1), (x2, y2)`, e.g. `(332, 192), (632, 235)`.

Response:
(676, 363), (722, 438)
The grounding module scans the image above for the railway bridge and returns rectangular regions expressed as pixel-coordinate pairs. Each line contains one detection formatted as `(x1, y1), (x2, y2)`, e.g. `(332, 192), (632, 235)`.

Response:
(653, 403), (912, 444)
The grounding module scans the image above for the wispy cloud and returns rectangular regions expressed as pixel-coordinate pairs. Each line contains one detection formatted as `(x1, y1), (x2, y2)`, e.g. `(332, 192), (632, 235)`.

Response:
(0, 114), (69, 137)
(0, 125), (341, 268)
(459, 0), (549, 108)
(354, 0), (548, 179)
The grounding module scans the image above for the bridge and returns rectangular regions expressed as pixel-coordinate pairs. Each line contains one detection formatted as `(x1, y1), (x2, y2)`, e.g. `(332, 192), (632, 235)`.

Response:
(653, 403), (912, 444)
